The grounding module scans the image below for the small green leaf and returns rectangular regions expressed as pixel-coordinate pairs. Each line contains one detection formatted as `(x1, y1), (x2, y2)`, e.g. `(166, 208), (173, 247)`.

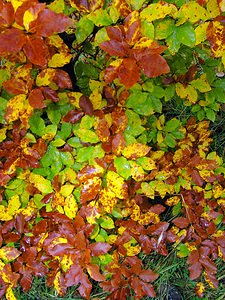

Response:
(99, 216), (115, 229)
(75, 16), (94, 44)
(141, 20), (154, 39)
(126, 91), (154, 116)
(164, 118), (180, 132)
(29, 112), (46, 136)
(172, 201), (181, 216)
(177, 243), (190, 258)
(47, 103), (61, 124)
(60, 152), (74, 166)
(165, 133), (176, 148)
(204, 107), (215, 122)
(114, 157), (131, 180)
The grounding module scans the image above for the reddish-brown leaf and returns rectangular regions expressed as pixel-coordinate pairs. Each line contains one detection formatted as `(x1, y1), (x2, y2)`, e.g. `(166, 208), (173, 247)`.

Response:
(20, 272), (33, 292)
(106, 26), (124, 42)
(189, 262), (202, 280)
(3, 78), (28, 95)
(112, 132), (126, 155)
(53, 70), (72, 90)
(28, 88), (46, 109)
(118, 58), (141, 88)
(65, 264), (82, 287)
(14, 0), (44, 27)
(79, 95), (94, 116)
(63, 109), (84, 123)
(173, 217), (190, 228)
(31, 9), (73, 37)
(78, 272), (92, 300)
(142, 282), (156, 298)
(191, 169), (204, 187)
(78, 165), (104, 182)
(23, 35), (49, 67)
(80, 177), (101, 203)
(139, 54), (170, 78)
(87, 264), (105, 281)
(0, 2), (15, 27)
(15, 214), (26, 234)
(96, 118), (110, 142)
(139, 269), (159, 283)
(199, 256), (217, 273)
(100, 40), (129, 57)
(88, 242), (112, 256)
(41, 87), (59, 102)
(148, 222), (169, 235)
(0, 172), (11, 185)
(0, 28), (26, 54)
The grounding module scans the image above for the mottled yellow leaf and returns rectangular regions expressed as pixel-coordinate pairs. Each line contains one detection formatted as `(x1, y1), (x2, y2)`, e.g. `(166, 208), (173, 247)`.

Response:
(29, 173), (53, 194)
(64, 194), (78, 219)
(60, 184), (74, 197)
(99, 188), (117, 213)
(60, 254), (73, 272)
(67, 92), (82, 108)
(123, 242), (141, 256)
(140, 2), (177, 22)
(53, 271), (64, 295)
(207, 0), (221, 18)
(190, 74), (211, 93)
(166, 196), (180, 206)
(90, 88), (103, 110)
(0, 128), (7, 143)
(175, 1), (209, 25)
(5, 94), (28, 123)
(122, 143), (150, 160)
(106, 171), (127, 199)
(8, 195), (21, 215)
(129, 161), (145, 181)
(5, 287), (17, 300)
(0, 246), (21, 262)
(141, 182), (155, 199)
(36, 69), (57, 87)
(176, 83), (198, 104)
(0, 206), (13, 221)
(48, 53), (73, 68)
(195, 23), (208, 45)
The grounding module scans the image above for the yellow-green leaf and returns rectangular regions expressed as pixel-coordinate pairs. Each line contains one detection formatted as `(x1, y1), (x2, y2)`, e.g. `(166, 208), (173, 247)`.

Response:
(29, 173), (53, 194)
(140, 2), (177, 22)
(122, 143), (150, 160)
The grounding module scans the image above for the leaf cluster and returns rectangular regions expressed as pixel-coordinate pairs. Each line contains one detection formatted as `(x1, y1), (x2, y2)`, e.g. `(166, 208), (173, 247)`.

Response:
(0, 0), (225, 299)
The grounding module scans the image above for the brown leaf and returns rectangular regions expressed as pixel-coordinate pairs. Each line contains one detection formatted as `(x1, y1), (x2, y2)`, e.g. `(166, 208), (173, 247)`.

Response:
(173, 217), (190, 228)
(87, 264), (105, 281)
(100, 39), (129, 57)
(139, 54), (170, 78)
(112, 132), (126, 155)
(0, 2), (15, 27)
(41, 87), (59, 102)
(189, 262), (202, 280)
(0, 28), (26, 54)
(88, 242), (112, 256)
(117, 58), (141, 88)
(191, 169), (204, 187)
(3, 78), (28, 95)
(78, 272), (92, 300)
(54, 70), (72, 90)
(79, 95), (94, 116)
(139, 269), (159, 283)
(23, 35), (49, 67)
(31, 9), (73, 37)
(63, 109), (84, 123)
(28, 88), (46, 109)
(20, 273), (32, 292)
(78, 165), (104, 182)
(142, 282), (156, 298)
(80, 177), (101, 203)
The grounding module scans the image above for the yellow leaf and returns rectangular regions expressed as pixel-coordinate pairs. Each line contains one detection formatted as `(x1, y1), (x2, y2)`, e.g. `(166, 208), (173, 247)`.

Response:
(5, 94), (26, 123)
(140, 2), (177, 22)
(195, 23), (208, 45)
(8, 195), (21, 215)
(23, 8), (39, 31)
(90, 88), (103, 110)
(64, 194), (78, 219)
(99, 189), (117, 213)
(60, 184), (74, 197)
(0, 246), (21, 262)
(175, 1), (209, 25)
(5, 287), (17, 300)
(48, 53), (73, 68)
(48, 0), (65, 13)
(0, 206), (12, 221)
(207, 0), (221, 18)
(129, 161), (145, 181)
(122, 143), (150, 160)
(36, 68), (57, 87)
(176, 83), (198, 104)
(60, 254), (73, 272)
(166, 196), (180, 206)
(10, 0), (24, 11)
(123, 242), (141, 256)
(53, 271), (64, 296)
(190, 74), (211, 92)
(106, 171), (127, 199)
(222, 52), (225, 68)
(0, 128), (7, 143)
(219, 0), (225, 11)
(29, 173), (53, 194)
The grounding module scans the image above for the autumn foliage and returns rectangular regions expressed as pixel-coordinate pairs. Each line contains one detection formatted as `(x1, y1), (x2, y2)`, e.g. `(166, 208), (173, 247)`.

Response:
(0, 0), (225, 299)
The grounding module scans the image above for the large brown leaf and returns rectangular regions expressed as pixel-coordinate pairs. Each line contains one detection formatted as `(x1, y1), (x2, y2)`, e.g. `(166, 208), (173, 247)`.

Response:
(88, 242), (111, 256)
(0, 28), (26, 54)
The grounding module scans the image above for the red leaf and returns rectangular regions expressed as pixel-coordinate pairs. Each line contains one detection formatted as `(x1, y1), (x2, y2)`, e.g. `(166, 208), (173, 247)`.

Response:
(79, 95), (94, 116)
(63, 109), (84, 123)
(150, 204), (166, 215)
(88, 242), (112, 256)
(148, 222), (169, 235)
(139, 54), (170, 78)
(173, 217), (190, 228)
(199, 257), (217, 273)
(53, 70), (72, 90)
(3, 78), (27, 95)
(191, 169), (204, 187)
(87, 264), (105, 281)
(0, 28), (26, 54)
(28, 88), (46, 109)
(20, 273), (33, 292)
(32, 9), (73, 37)
(189, 262), (202, 280)
(0, 2), (15, 27)
(65, 264), (82, 287)
(130, 276), (145, 298)
(142, 282), (156, 298)
(23, 35), (49, 67)
(139, 269), (159, 283)
(100, 38), (129, 57)
(106, 26), (124, 42)
(78, 272), (92, 300)
(41, 87), (59, 102)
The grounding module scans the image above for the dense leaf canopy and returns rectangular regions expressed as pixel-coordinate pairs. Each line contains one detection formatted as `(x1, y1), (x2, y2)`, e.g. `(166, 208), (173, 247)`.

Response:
(0, 0), (225, 299)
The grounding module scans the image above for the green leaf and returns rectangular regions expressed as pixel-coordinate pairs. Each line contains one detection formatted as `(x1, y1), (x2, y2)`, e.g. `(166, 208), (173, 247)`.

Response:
(56, 122), (72, 140)
(76, 144), (105, 164)
(155, 18), (176, 40)
(87, 9), (112, 26)
(171, 131), (185, 139)
(176, 23), (196, 47)
(130, 0), (147, 10)
(165, 133), (176, 148)
(204, 107), (215, 122)
(98, 216), (115, 229)
(125, 110), (145, 137)
(0, 69), (10, 88)
(177, 243), (190, 258)
(47, 103), (62, 124)
(29, 173), (53, 194)
(126, 91), (154, 116)
(141, 20), (154, 39)
(75, 16), (94, 44)
(172, 201), (181, 216)
(164, 85), (175, 101)
(151, 97), (162, 113)
(29, 112), (46, 136)
(197, 109), (205, 121)
(0, 97), (8, 123)
(74, 127), (99, 144)
(164, 118), (181, 132)
(114, 157), (131, 180)
(60, 152), (74, 166)
(67, 136), (82, 148)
